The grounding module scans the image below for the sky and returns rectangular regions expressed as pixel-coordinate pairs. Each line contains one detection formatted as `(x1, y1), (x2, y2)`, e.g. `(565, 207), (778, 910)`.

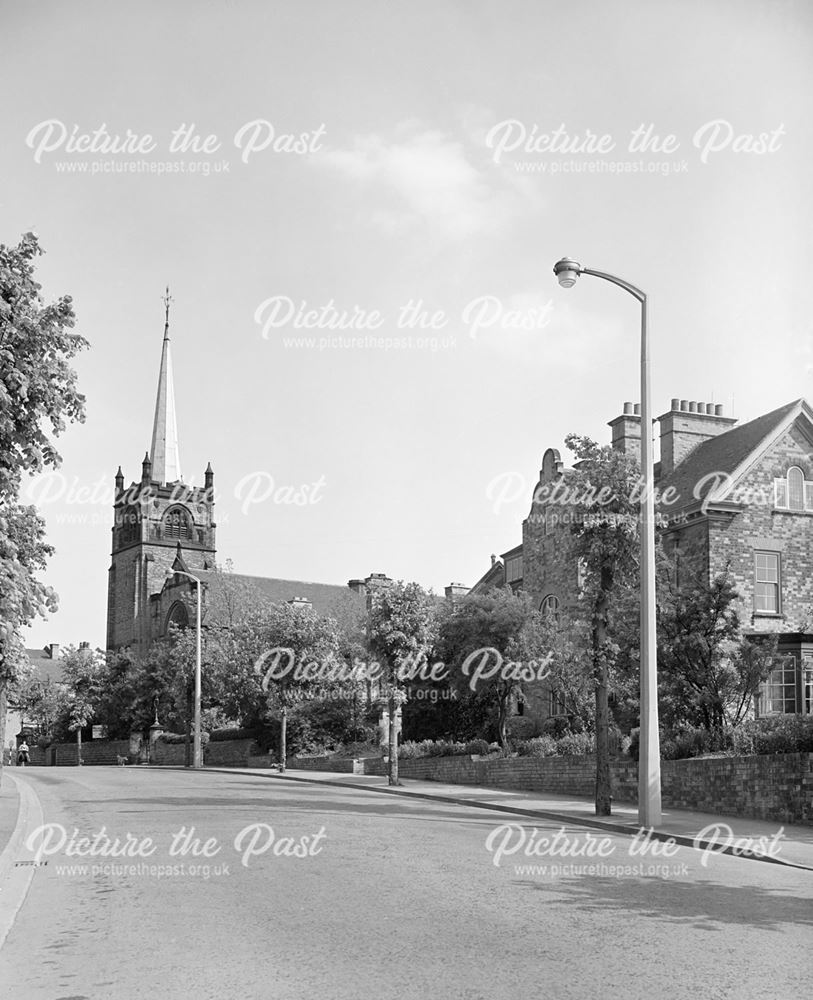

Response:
(2, 0), (812, 650)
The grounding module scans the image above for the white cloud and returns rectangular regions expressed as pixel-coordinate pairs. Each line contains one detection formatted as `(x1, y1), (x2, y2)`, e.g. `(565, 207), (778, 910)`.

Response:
(320, 122), (541, 242)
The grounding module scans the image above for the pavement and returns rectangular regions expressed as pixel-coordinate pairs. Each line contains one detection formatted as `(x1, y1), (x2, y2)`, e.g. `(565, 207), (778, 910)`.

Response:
(0, 771), (20, 855)
(198, 765), (813, 870)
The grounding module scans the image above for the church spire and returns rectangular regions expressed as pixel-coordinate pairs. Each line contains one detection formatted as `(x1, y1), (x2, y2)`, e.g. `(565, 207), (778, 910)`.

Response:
(149, 287), (182, 485)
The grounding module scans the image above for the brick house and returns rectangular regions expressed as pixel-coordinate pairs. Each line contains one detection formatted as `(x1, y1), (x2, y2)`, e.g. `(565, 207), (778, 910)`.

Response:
(470, 397), (813, 723)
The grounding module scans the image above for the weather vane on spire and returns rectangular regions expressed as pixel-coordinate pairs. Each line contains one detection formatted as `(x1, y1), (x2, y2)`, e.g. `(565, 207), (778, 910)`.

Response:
(162, 285), (173, 339)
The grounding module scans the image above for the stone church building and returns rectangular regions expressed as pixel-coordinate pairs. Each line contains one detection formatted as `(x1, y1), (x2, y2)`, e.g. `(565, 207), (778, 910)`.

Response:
(106, 299), (393, 659)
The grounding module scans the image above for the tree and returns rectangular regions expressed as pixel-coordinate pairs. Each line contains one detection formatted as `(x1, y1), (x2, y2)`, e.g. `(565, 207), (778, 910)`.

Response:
(0, 233), (87, 775)
(657, 567), (779, 733)
(0, 233), (87, 496)
(15, 673), (67, 743)
(0, 503), (58, 772)
(61, 645), (106, 765)
(367, 581), (438, 785)
(248, 603), (341, 772)
(563, 433), (644, 816)
(436, 588), (542, 748)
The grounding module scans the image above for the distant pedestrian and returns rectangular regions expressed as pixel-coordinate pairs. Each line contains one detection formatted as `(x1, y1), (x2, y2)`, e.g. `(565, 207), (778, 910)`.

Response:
(17, 741), (30, 767)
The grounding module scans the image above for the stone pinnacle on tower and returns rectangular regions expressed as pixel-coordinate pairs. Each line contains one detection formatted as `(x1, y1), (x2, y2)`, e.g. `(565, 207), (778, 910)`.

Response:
(149, 286), (182, 485)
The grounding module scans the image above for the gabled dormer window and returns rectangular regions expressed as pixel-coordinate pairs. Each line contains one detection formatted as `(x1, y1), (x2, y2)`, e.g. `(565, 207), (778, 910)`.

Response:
(774, 467), (813, 511)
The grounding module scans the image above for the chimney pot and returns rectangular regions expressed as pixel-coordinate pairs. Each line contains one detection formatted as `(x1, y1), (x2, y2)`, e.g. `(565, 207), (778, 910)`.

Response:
(680, 399), (689, 411)
(705, 403), (715, 414)
(670, 398), (680, 410)
(633, 403), (641, 416)
(715, 404), (724, 416)
(623, 402), (633, 415)
(689, 401), (698, 413)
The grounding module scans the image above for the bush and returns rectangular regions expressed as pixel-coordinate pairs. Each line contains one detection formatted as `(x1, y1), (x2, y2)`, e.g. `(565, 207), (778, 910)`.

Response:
(158, 731), (210, 746)
(208, 727), (256, 742)
(556, 731), (595, 755)
(506, 716), (538, 741)
(541, 716), (585, 738)
(515, 732), (595, 757)
(516, 736), (558, 758)
(731, 716), (813, 756)
(397, 738), (480, 760)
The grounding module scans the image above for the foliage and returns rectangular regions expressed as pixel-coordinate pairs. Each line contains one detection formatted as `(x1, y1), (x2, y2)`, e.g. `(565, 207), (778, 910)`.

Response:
(208, 727), (257, 742)
(730, 716), (813, 756)
(515, 736), (558, 757)
(0, 232), (87, 496)
(280, 695), (374, 757)
(556, 433), (645, 813)
(14, 673), (67, 738)
(158, 731), (211, 746)
(239, 600), (342, 768)
(516, 732), (596, 757)
(367, 580), (438, 784)
(0, 234), (86, 772)
(60, 645), (107, 735)
(657, 567), (779, 732)
(0, 504), (58, 688)
(401, 685), (498, 744)
(435, 587), (543, 748)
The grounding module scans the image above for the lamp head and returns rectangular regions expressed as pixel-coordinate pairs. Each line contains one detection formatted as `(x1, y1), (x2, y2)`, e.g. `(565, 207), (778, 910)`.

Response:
(553, 257), (582, 288)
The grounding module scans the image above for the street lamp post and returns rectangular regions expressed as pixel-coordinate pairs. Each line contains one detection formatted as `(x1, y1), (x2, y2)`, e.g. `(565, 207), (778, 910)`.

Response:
(166, 568), (203, 769)
(552, 257), (662, 827)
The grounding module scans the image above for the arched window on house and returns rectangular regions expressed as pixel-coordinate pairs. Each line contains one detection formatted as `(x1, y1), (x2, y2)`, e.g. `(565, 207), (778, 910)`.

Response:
(775, 466), (812, 511)
(787, 467), (805, 511)
(540, 594), (560, 621)
(163, 506), (192, 540)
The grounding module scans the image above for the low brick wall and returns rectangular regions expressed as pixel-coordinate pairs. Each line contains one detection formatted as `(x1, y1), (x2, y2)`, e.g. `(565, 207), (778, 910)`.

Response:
(24, 740), (131, 766)
(288, 756), (362, 774)
(659, 753), (813, 824)
(305, 752), (813, 825)
(151, 738), (258, 766)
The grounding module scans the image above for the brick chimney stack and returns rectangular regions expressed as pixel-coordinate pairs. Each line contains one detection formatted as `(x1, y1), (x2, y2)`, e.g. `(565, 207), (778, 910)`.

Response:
(658, 398), (737, 477)
(608, 402), (641, 459)
(444, 583), (470, 601)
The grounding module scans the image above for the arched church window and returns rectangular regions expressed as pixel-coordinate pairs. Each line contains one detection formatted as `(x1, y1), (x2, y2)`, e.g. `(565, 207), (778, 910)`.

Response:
(165, 601), (189, 630)
(164, 506), (192, 540)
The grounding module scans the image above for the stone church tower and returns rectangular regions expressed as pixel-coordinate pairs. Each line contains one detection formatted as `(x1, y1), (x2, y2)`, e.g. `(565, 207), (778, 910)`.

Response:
(106, 292), (216, 657)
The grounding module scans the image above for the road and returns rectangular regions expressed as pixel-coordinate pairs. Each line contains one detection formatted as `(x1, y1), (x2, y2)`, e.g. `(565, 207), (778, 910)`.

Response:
(1, 767), (811, 999)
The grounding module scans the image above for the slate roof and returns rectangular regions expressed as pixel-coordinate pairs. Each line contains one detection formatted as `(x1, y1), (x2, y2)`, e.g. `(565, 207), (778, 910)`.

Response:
(469, 558), (506, 594)
(658, 399), (803, 511)
(24, 648), (66, 685)
(194, 570), (364, 618)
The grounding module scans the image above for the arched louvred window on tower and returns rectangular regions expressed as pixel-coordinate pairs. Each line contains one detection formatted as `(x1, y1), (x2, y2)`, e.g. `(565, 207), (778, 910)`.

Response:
(165, 601), (189, 632)
(163, 506), (193, 541)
